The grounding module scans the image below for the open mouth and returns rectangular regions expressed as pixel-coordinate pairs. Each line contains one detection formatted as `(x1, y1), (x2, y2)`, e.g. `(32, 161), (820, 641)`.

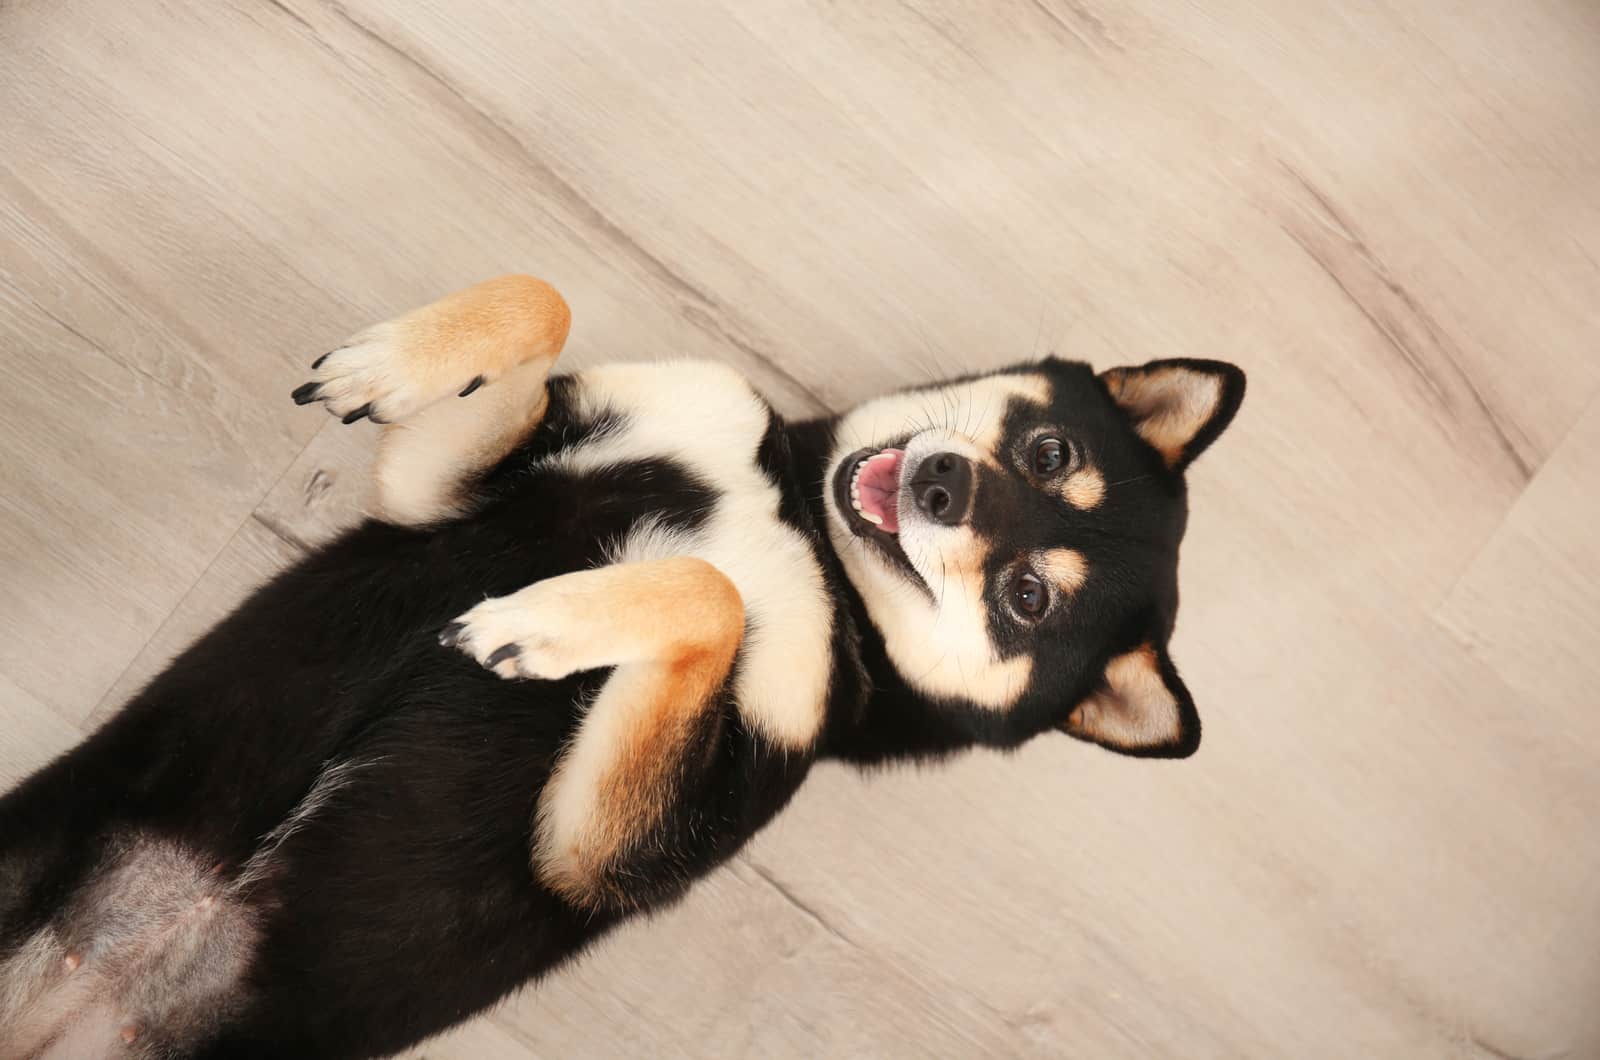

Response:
(832, 445), (921, 581)
(849, 448), (903, 531)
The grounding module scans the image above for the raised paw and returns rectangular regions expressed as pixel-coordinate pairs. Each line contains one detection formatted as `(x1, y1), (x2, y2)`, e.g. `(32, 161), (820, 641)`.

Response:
(439, 586), (591, 681)
(290, 322), (489, 425)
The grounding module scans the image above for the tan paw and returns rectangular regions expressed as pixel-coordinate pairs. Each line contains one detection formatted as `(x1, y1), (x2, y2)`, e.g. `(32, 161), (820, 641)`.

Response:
(438, 585), (594, 681)
(290, 321), (486, 425)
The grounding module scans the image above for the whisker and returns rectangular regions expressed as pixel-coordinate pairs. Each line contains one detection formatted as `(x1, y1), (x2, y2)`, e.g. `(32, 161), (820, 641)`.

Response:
(969, 386), (995, 440)
(912, 319), (951, 382)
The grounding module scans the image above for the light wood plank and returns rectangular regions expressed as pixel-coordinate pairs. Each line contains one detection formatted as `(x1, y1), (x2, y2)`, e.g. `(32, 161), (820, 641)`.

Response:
(0, 272), (301, 720)
(747, 607), (1599, 1058)
(85, 519), (307, 728)
(1437, 399), (1600, 715)
(0, 673), (81, 791)
(251, 418), (378, 550)
(482, 861), (1030, 1058)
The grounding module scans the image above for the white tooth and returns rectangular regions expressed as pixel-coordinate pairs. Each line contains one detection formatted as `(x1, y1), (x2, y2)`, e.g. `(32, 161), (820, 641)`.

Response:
(860, 510), (883, 525)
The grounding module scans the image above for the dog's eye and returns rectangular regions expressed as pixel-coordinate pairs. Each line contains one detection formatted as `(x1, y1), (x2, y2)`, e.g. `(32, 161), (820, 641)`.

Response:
(1012, 571), (1047, 617)
(1033, 438), (1066, 476)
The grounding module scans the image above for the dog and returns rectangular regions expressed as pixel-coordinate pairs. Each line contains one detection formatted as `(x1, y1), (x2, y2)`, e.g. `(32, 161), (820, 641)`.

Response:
(0, 275), (1244, 1058)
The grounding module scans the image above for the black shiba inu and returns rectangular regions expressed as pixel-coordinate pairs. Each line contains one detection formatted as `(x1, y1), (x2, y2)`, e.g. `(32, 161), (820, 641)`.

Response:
(0, 276), (1244, 1058)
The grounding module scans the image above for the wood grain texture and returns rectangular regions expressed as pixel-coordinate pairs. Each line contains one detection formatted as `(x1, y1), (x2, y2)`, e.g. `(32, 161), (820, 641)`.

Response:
(84, 519), (307, 728)
(0, 673), (80, 791)
(1, 0), (1596, 1055)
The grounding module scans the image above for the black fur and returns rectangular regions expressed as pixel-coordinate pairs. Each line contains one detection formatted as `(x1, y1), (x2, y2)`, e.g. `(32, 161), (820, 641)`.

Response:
(0, 357), (1238, 1056)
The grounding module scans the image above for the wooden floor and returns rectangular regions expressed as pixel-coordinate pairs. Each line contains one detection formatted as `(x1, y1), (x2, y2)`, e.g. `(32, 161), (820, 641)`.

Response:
(2, 0), (1597, 1055)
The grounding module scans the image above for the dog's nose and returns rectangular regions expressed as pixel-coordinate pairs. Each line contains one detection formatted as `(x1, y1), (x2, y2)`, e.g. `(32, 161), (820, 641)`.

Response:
(910, 452), (974, 526)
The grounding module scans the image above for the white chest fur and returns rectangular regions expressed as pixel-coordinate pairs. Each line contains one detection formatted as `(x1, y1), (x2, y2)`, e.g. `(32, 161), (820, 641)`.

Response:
(542, 362), (834, 750)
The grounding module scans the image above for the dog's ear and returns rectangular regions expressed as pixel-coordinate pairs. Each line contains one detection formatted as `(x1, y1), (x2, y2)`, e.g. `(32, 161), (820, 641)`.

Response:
(1099, 359), (1245, 472)
(1060, 643), (1201, 758)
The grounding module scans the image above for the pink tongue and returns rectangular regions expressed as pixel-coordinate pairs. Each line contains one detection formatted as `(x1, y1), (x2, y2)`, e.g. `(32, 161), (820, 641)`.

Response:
(857, 449), (904, 533)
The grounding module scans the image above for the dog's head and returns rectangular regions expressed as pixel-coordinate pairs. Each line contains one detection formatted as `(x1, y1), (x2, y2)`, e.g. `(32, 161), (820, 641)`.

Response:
(823, 358), (1245, 758)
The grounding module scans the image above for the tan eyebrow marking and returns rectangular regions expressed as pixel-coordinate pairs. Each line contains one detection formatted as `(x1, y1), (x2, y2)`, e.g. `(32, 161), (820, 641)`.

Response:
(1035, 547), (1089, 596)
(1060, 465), (1106, 510)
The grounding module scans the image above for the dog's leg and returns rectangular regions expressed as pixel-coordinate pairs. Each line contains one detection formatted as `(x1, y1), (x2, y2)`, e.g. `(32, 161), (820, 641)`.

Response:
(440, 557), (745, 910)
(290, 274), (571, 525)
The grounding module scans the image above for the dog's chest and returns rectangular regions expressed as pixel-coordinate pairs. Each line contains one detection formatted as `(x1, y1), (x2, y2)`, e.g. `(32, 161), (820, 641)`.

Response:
(544, 362), (834, 750)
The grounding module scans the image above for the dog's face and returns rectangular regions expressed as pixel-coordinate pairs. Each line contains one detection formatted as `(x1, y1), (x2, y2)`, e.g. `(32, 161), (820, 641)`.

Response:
(823, 358), (1245, 757)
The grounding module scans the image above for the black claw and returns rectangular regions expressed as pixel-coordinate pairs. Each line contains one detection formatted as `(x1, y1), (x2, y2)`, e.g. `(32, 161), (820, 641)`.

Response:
(485, 644), (521, 668)
(342, 403), (373, 425)
(438, 621), (466, 647)
(291, 382), (321, 405)
(458, 375), (485, 398)
(311, 351), (332, 370)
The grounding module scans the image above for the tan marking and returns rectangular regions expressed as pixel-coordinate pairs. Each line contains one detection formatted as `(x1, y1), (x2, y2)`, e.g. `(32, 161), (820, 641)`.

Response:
(870, 521), (1032, 712)
(541, 560), (742, 909)
(1060, 465), (1106, 509)
(1102, 365), (1224, 467)
(563, 644), (733, 909)
(379, 273), (570, 401)
(450, 556), (744, 682)
(1035, 547), (1089, 597)
(600, 504), (832, 750)
(452, 558), (744, 910)
(349, 274), (569, 525)
(1062, 644), (1183, 749)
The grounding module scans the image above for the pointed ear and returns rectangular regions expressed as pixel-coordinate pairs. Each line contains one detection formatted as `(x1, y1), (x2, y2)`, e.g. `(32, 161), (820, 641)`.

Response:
(1099, 359), (1246, 471)
(1060, 644), (1201, 758)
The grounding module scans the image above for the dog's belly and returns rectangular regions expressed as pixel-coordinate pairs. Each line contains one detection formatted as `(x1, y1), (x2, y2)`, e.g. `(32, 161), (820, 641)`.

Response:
(202, 674), (612, 1058)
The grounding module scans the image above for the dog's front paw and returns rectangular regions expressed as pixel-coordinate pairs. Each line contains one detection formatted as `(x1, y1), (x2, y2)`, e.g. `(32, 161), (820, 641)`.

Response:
(290, 322), (487, 425)
(439, 587), (587, 681)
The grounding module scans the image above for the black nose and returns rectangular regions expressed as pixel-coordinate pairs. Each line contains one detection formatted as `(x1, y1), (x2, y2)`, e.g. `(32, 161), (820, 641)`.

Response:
(911, 452), (974, 525)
